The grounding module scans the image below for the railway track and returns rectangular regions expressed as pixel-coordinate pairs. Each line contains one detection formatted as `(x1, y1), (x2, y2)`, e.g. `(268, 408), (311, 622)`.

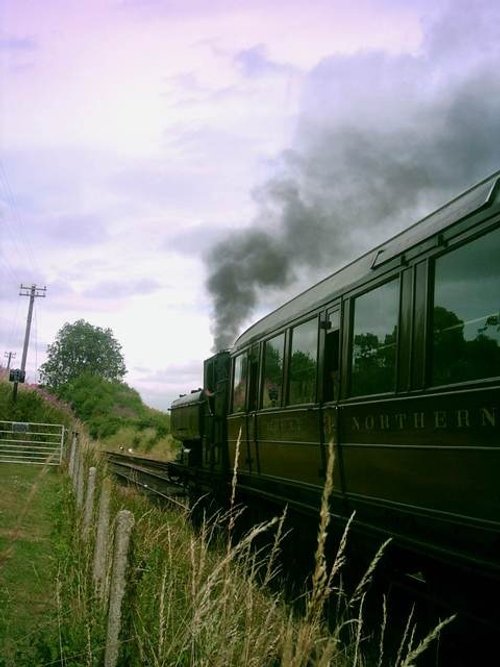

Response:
(105, 451), (190, 510)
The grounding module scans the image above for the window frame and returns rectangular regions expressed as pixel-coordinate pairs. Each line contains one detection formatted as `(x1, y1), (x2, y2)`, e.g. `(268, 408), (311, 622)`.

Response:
(260, 331), (287, 409)
(428, 223), (500, 389)
(286, 315), (320, 406)
(347, 274), (402, 399)
(231, 351), (248, 414)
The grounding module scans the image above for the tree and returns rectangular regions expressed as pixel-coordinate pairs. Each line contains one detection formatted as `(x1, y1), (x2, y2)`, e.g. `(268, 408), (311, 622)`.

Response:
(39, 319), (127, 390)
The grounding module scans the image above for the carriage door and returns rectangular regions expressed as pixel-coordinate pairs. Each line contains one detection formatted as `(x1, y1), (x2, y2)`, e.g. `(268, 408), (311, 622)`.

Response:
(203, 351), (230, 470)
(245, 344), (260, 474)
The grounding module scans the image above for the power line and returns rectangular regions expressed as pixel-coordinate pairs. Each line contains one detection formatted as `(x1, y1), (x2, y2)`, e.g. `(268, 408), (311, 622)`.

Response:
(0, 160), (43, 279)
(5, 293), (22, 351)
(34, 302), (38, 383)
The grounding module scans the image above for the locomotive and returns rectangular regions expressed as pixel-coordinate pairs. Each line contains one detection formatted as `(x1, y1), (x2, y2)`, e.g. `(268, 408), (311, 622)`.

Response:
(170, 171), (500, 584)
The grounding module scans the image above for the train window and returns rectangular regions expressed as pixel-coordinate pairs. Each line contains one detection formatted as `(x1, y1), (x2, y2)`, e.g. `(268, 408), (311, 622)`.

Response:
(232, 353), (248, 412)
(350, 279), (399, 396)
(262, 333), (285, 408)
(432, 226), (500, 385)
(288, 318), (318, 405)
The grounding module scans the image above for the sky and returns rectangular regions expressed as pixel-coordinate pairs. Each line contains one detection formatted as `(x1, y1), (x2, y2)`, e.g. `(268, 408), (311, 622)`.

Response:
(1, 0), (499, 411)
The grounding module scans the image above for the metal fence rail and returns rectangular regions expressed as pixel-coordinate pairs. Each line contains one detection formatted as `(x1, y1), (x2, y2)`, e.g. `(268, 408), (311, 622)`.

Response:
(0, 420), (65, 465)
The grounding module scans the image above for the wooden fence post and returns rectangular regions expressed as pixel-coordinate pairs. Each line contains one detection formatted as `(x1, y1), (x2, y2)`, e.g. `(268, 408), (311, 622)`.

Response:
(71, 440), (80, 494)
(83, 466), (97, 538)
(93, 478), (112, 601)
(76, 451), (85, 509)
(68, 431), (78, 478)
(105, 510), (135, 667)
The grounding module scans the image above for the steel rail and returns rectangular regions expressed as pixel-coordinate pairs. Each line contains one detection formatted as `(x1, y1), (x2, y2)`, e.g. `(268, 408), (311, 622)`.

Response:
(105, 452), (190, 511)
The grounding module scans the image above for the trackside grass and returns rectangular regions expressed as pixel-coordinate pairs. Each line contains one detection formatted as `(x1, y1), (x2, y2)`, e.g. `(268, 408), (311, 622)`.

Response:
(0, 439), (453, 666)
(0, 464), (64, 665)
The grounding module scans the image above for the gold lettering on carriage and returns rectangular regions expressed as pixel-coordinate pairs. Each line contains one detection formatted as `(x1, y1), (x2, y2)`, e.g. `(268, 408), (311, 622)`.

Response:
(351, 406), (497, 431)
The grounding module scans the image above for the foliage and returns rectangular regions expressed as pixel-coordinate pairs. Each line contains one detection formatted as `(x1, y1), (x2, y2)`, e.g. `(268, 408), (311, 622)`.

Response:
(289, 349), (317, 404)
(0, 378), (73, 430)
(55, 372), (171, 450)
(34, 319), (172, 454)
(351, 328), (397, 395)
(39, 319), (126, 390)
(0, 368), (173, 457)
(432, 305), (500, 384)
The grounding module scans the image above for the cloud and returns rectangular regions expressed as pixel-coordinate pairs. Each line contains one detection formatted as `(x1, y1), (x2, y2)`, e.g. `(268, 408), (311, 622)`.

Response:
(130, 359), (205, 409)
(422, 0), (500, 67)
(82, 278), (163, 299)
(138, 359), (202, 384)
(205, 0), (500, 350)
(0, 315), (19, 346)
(167, 224), (231, 256)
(117, 0), (277, 18)
(41, 214), (110, 246)
(234, 44), (297, 78)
(0, 35), (38, 51)
(0, 33), (39, 74)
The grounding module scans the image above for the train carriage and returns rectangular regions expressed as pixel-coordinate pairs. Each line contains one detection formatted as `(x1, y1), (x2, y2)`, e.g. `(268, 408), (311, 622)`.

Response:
(171, 171), (500, 580)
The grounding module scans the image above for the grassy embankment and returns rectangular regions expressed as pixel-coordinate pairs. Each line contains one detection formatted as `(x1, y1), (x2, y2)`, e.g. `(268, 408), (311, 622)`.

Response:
(0, 378), (73, 664)
(0, 369), (178, 460)
(55, 372), (178, 460)
(0, 374), (176, 663)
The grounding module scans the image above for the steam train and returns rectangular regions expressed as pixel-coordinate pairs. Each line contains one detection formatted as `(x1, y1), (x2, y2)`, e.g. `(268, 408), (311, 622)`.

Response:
(170, 172), (500, 585)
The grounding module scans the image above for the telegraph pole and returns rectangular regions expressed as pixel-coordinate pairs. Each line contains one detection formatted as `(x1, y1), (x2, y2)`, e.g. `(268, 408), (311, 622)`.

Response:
(19, 284), (46, 375)
(11, 284), (47, 401)
(4, 351), (16, 369)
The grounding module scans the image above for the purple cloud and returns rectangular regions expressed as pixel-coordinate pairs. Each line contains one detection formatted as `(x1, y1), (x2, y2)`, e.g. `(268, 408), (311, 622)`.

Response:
(0, 35), (38, 51)
(83, 278), (163, 299)
(234, 44), (297, 78)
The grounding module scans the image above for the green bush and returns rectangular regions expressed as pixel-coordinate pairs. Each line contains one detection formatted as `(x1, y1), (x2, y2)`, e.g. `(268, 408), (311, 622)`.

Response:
(0, 380), (73, 430)
(0, 372), (172, 457)
(54, 373), (170, 453)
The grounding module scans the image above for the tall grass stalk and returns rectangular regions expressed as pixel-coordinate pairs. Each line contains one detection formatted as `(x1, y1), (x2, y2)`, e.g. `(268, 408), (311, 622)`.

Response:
(376, 595), (388, 667)
(399, 613), (456, 666)
(307, 438), (336, 624)
(348, 537), (391, 610)
(227, 425), (242, 547)
(395, 604), (416, 666)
